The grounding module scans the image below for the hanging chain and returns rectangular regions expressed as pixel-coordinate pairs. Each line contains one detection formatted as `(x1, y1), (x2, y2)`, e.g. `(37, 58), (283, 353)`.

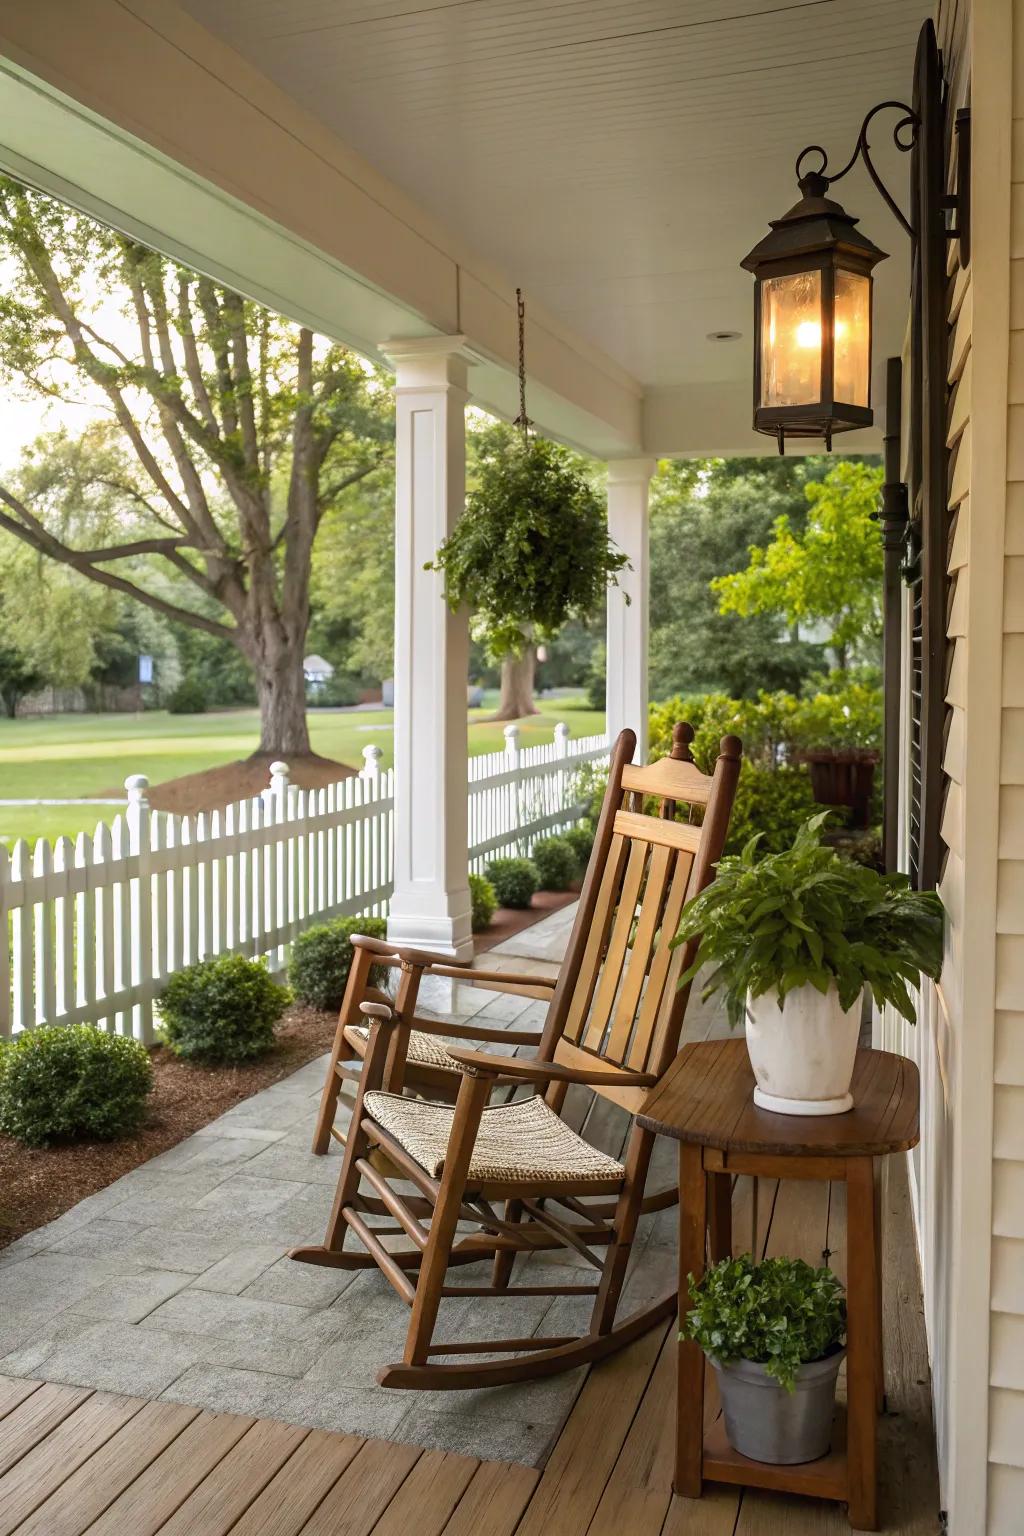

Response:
(513, 286), (530, 444)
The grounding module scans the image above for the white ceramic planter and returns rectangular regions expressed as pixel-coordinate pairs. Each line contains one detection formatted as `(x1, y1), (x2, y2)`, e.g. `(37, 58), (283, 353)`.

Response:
(745, 982), (861, 1116)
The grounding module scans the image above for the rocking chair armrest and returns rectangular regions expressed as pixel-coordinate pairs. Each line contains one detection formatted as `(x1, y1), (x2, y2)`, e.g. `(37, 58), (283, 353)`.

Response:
(350, 934), (460, 970)
(445, 1047), (659, 1090)
(425, 965), (558, 997)
(356, 1005), (541, 1050)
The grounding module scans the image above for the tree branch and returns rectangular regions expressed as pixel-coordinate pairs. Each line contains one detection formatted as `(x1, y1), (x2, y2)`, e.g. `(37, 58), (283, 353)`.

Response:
(0, 487), (238, 643)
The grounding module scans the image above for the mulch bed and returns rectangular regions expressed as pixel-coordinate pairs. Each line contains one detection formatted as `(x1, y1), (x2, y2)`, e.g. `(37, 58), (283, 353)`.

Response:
(0, 1003), (337, 1254)
(474, 887), (580, 952)
(93, 752), (355, 817)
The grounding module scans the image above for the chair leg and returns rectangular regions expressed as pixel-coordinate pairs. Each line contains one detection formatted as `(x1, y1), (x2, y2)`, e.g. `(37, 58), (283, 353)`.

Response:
(590, 1126), (654, 1336)
(311, 947), (376, 1155)
(491, 1200), (523, 1289)
(317, 1018), (391, 1253)
(403, 1073), (490, 1367)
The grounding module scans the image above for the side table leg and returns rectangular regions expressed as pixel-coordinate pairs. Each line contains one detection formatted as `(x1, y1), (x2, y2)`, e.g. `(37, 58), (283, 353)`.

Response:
(874, 1158), (886, 1412)
(675, 1142), (707, 1499)
(847, 1159), (880, 1531)
(708, 1172), (733, 1262)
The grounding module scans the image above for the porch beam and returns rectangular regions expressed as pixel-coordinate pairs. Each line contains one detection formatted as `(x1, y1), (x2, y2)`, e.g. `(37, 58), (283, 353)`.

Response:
(384, 336), (473, 963)
(605, 459), (656, 763)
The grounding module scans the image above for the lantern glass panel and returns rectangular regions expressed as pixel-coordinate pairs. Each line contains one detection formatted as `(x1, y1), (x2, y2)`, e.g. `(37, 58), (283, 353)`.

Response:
(833, 268), (871, 406)
(760, 270), (822, 408)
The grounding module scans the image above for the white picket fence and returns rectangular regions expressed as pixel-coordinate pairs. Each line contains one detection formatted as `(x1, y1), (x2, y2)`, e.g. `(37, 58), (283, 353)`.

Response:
(0, 723), (607, 1042)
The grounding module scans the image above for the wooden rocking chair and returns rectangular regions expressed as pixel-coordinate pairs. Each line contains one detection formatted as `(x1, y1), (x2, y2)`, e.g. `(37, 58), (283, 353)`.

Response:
(291, 724), (741, 1389)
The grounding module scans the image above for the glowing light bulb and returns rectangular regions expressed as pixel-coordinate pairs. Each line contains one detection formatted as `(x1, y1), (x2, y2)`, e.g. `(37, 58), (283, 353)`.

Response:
(795, 320), (821, 349)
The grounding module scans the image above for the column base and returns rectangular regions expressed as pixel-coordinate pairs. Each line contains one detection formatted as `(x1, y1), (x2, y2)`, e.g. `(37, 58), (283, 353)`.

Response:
(386, 909), (474, 964)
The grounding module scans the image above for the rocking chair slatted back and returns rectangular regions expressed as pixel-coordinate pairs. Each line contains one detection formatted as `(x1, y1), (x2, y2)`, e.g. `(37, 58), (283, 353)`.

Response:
(541, 724), (742, 1095)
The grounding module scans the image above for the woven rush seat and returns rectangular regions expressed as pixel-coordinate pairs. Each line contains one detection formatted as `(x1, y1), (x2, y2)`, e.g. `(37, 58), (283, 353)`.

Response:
(346, 1024), (460, 1073)
(364, 1090), (625, 1184)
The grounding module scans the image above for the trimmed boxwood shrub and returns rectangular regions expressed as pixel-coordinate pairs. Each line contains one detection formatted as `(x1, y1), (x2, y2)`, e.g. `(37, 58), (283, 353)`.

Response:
(563, 818), (595, 875)
(0, 1025), (153, 1147)
(531, 835), (577, 892)
(160, 953), (289, 1064)
(289, 916), (388, 1012)
(485, 856), (539, 910)
(469, 873), (497, 932)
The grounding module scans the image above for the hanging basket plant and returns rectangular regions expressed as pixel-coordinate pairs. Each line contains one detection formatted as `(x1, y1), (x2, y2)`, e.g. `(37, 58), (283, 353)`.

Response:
(428, 291), (629, 715)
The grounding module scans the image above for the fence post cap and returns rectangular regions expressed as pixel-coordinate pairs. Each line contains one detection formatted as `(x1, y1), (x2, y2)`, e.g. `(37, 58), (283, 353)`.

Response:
(554, 721), (570, 740)
(269, 760), (290, 778)
(124, 774), (150, 795)
(362, 743), (383, 762)
(503, 722), (520, 740)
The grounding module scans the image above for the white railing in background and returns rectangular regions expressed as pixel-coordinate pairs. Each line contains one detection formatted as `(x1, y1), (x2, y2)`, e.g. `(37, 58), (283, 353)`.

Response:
(0, 723), (607, 1042)
(467, 721), (607, 872)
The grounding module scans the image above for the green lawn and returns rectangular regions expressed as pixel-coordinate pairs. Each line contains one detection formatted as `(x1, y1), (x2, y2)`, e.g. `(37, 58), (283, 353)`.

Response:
(0, 694), (605, 847)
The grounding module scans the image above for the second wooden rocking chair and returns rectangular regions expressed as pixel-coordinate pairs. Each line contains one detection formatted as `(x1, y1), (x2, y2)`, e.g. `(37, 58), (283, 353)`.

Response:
(291, 724), (741, 1389)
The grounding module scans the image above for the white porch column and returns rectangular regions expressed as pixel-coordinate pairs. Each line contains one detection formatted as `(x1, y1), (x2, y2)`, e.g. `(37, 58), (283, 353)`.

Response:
(383, 336), (474, 961)
(605, 458), (656, 762)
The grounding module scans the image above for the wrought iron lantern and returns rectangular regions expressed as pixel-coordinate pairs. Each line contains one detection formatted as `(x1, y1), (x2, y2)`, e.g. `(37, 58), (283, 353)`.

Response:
(742, 157), (888, 453)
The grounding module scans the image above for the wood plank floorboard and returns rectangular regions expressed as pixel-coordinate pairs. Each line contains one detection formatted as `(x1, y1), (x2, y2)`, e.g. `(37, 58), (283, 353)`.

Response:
(0, 1157), (940, 1536)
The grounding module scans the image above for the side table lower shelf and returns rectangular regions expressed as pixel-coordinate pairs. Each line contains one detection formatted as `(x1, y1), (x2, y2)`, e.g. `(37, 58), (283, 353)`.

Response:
(700, 1408), (849, 1503)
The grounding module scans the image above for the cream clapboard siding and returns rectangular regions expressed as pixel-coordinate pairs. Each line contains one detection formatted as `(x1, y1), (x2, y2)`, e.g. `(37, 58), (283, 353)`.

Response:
(991, 0), (1024, 1525)
(882, 3), (1023, 1529)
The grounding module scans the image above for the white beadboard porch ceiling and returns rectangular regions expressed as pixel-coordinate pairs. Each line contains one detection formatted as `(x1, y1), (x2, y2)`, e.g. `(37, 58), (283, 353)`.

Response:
(179, 0), (932, 396)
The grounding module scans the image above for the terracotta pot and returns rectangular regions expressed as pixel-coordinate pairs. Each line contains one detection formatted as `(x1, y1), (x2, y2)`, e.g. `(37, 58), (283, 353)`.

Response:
(745, 982), (861, 1115)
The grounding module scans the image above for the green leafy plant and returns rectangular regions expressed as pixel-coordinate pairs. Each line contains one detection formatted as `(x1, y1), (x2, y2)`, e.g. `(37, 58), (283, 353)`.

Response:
(724, 763), (822, 857)
(684, 1254), (847, 1392)
(160, 954), (289, 1063)
(428, 431), (628, 661)
(531, 835), (578, 891)
(485, 856), (539, 910)
(0, 1025), (152, 1146)
(563, 818), (596, 874)
(289, 916), (388, 1012)
(469, 873), (498, 932)
(673, 815), (944, 1028)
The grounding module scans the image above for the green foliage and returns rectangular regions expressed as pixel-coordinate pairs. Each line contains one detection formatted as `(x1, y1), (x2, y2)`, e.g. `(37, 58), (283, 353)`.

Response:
(531, 835), (578, 892)
(713, 461), (884, 668)
(160, 954), (289, 1063)
(648, 457), (835, 700)
(309, 672), (361, 708)
(308, 474), (396, 685)
(0, 1024), (152, 1147)
(469, 873), (498, 932)
(167, 676), (207, 715)
(485, 856), (539, 909)
(563, 818), (596, 874)
(673, 815), (944, 1028)
(724, 763), (821, 857)
(571, 763), (609, 824)
(790, 673), (882, 752)
(684, 1254), (847, 1392)
(289, 916), (388, 1011)
(428, 424), (628, 660)
(0, 636), (44, 718)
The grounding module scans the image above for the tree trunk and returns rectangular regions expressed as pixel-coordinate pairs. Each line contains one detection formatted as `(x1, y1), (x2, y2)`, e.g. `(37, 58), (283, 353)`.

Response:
(255, 646), (311, 755)
(494, 647), (539, 721)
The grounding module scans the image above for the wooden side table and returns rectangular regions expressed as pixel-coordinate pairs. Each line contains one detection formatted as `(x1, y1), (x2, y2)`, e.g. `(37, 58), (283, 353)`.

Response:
(639, 1038), (920, 1532)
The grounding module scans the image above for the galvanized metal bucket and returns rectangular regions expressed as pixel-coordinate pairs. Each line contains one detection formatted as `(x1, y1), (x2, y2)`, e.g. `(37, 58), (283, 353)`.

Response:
(710, 1348), (845, 1464)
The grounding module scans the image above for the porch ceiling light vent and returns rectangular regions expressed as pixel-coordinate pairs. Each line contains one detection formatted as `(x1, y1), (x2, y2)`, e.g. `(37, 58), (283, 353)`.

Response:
(741, 79), (967, 456)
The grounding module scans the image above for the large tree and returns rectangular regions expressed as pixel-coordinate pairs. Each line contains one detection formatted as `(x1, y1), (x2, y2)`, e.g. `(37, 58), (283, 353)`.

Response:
(0, 179), (392, 755)
(647, 456), (833, 701)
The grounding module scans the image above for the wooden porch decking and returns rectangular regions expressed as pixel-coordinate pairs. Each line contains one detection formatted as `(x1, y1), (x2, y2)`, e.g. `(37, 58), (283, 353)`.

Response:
(0, 1158), (940, 1536)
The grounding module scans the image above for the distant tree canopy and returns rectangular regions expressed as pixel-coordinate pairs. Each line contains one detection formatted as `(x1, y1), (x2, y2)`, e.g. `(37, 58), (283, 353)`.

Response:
(0, 176), (393, 754)
(713, 460), (884, 671)
(647, 456), (855, 700)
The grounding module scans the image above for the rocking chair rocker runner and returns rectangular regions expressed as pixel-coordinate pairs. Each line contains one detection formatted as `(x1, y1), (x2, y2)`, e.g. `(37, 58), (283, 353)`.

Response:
(292, 724), (741, 1390)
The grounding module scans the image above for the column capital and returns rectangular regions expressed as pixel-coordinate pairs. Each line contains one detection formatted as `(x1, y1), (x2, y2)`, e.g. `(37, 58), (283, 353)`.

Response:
(607, 457), (658, 487)
(380, 334), (477, 390)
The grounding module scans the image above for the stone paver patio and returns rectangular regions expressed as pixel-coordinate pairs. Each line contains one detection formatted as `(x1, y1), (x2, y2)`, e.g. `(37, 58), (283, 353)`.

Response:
(0, 906), (721, 1465)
